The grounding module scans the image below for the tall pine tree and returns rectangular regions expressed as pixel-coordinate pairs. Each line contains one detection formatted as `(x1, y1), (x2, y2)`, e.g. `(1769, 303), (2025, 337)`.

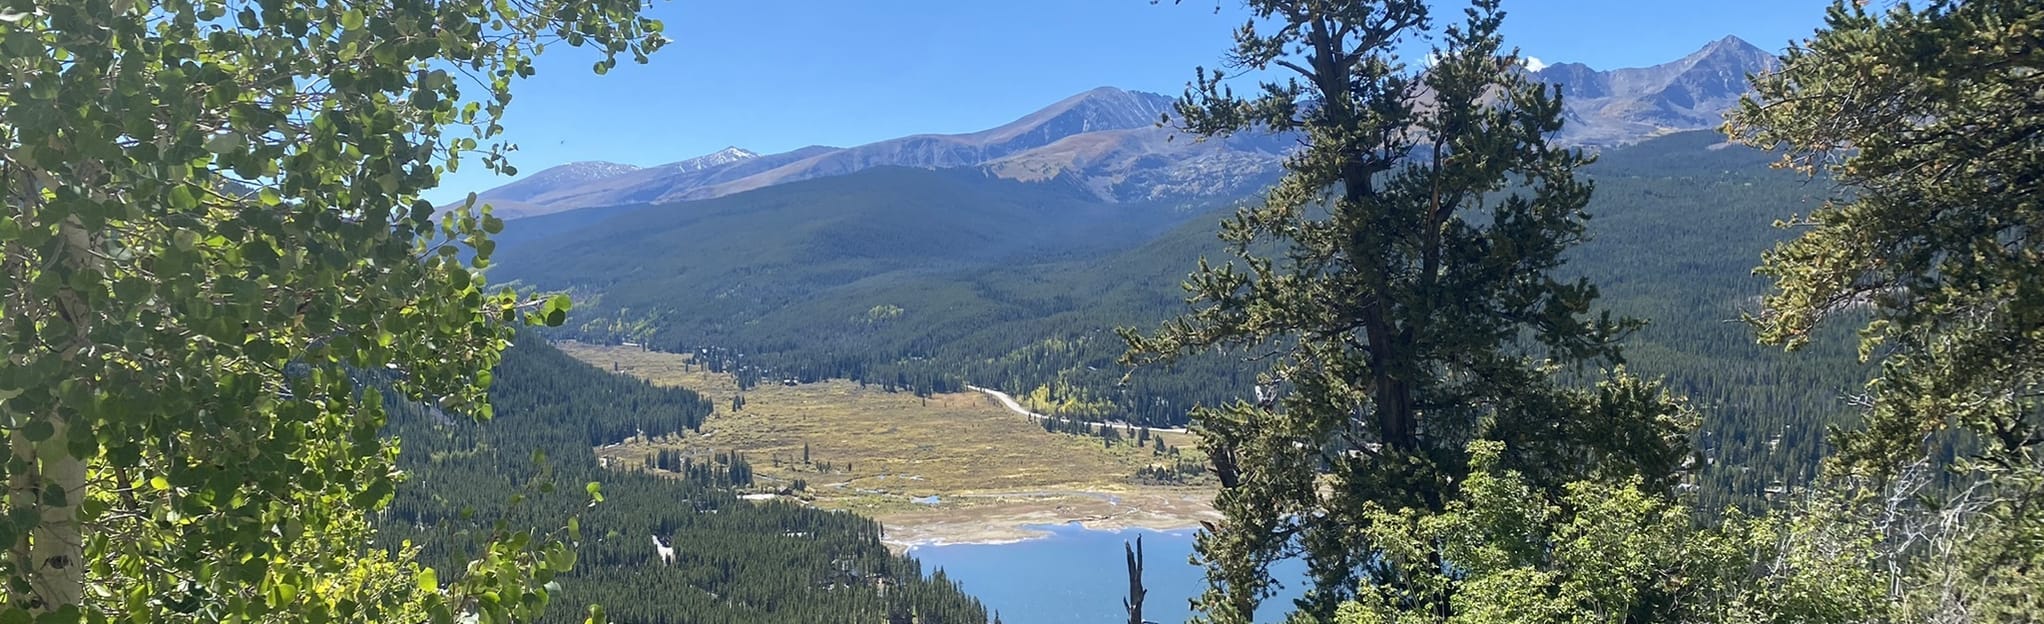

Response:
(1122, 1), (1693, 621)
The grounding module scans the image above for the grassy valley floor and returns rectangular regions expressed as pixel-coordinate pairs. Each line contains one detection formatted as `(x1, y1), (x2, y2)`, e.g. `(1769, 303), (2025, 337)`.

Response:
(557, 341), (1218, 549)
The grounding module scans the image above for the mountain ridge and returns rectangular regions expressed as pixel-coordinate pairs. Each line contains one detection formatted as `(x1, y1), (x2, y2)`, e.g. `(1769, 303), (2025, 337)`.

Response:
(1536, 34), (1778, 145)
(471, 36), (1777, 219)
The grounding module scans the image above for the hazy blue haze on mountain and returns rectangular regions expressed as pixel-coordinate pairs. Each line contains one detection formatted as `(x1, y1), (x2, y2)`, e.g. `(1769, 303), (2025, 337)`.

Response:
(428, 0), (1834, 205)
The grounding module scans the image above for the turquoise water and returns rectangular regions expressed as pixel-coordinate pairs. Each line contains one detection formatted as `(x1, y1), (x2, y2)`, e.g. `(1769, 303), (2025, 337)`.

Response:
(907, 523), (1307, 624)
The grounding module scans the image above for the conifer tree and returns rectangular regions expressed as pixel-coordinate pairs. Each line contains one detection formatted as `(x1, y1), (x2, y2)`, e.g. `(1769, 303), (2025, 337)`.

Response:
(1122, 1), (1693, 621)
(1729, 0), (2043, 476)
(1726, 0), (2044, 617)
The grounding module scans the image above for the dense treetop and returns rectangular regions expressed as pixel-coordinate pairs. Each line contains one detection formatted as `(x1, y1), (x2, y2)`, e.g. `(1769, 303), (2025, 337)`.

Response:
(1, 0), (658, 621)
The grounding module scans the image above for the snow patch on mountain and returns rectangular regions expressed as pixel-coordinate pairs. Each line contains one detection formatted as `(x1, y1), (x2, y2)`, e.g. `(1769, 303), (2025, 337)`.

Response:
(669, 147), (760, 173)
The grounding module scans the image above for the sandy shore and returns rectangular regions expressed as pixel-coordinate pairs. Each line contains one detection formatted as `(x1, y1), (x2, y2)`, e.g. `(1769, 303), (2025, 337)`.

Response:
(871, 486), (1219, 552)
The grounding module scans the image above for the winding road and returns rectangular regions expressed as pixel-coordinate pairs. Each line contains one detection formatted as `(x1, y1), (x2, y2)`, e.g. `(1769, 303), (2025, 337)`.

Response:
(965, 384), (1189, 435)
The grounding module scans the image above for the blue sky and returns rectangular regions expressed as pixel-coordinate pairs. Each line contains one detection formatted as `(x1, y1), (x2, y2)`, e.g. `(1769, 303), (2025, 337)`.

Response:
(429, 0), (1838, 203)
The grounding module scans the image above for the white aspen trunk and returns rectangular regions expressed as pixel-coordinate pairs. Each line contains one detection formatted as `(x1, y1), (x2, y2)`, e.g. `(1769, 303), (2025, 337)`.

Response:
(20, 217), (96, 611)
(26, 422), (83, 611)
(6, 428), (37, 607)
(1, 168), (85, 611)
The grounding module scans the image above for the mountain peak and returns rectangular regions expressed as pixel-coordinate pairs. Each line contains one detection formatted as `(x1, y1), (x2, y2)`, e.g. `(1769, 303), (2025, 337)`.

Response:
(475, 160), (641, 202)
(1709, 34), (1761, 51)
(1061, 86), (1174, 111)
(1525, 35), (1779, 146)
(562, 160), (637, 168)
(1071, 85), (1171, 102)
(978, 87), (1174, 147)
(1684, 34), (1774, 66)
(668, 146), (760, 173)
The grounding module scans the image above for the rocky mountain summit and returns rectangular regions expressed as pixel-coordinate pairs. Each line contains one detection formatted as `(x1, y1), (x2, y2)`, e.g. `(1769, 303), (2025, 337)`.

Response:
(1535, 35), (1780, 146)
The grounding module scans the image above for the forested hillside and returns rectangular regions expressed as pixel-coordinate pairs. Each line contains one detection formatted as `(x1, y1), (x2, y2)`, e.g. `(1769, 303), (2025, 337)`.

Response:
(491, 166), (1218, 346)
(1566, 131), (1862, 508)
(486, 130), (1860, 506)
(379, 335), (988, 624)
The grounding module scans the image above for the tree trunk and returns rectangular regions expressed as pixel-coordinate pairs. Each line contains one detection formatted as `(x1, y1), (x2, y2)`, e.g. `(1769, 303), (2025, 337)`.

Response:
(22, 218), (96, 611)
(26, 422), (84, 611)
(1124, 536), (1146, 624)
(3, 175), (89, 612)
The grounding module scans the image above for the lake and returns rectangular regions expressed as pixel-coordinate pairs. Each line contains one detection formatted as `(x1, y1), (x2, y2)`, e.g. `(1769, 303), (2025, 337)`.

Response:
(907, 523), (1308, 624)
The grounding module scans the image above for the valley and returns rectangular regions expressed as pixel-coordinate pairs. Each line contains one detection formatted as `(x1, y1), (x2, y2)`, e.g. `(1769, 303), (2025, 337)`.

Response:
(488, 129), (1860, 513)
(558, 342), (1217, 549)
(24, 0), (2032, 622)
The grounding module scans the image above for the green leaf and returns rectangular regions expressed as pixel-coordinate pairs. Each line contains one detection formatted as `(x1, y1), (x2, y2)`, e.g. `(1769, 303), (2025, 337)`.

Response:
(204, 131), (245, 154)
(417, 567), (439, 594)
(22, 420), (52, 442)
(583, 481), (603, 503)
(538, 293), (573, 326)
(0, 0), (672, 620)
(167, 185), (197, 212)
(545, 542), (576, 571)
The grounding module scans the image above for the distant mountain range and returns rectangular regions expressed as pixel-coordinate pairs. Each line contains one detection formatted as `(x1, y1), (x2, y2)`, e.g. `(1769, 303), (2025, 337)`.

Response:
(1534, 35), (1780, 146)
(468, 35), (1778, 220)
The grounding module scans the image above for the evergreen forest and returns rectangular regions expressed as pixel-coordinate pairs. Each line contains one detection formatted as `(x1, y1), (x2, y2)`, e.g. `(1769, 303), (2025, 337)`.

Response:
(380, 335), (989, 623)
(491, 131), (1863, 509)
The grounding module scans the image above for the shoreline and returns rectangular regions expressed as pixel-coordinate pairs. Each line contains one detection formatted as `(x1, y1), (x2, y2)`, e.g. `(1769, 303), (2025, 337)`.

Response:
(871, 486), (1219, 553)
(888, 517), (1207, 551)
(552, 342), (1220, 555)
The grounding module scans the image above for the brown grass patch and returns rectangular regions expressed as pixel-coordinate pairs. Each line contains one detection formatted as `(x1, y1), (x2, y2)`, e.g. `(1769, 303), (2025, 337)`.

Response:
(558, 341), (1215, 543)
